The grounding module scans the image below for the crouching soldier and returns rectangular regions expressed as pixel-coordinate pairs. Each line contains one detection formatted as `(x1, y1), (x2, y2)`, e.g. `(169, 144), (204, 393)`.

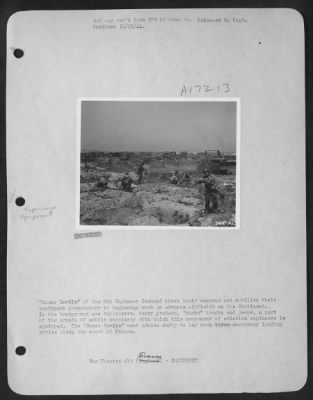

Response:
(170, 171), (179, 185)
(121, 172), (133, 192)
(96, 176), (108, 190)
(181, 172), (191, 184)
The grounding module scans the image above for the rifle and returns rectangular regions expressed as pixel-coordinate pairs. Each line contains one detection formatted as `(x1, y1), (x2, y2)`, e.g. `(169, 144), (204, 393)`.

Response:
(212, 187), (225, 200)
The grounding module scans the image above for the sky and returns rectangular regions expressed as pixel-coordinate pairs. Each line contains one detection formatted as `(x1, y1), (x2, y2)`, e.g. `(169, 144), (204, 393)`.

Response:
(81, 101), (237, 153)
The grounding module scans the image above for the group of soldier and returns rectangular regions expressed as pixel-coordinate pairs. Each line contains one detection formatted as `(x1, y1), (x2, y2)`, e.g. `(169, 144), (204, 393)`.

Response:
(95, 159), (224, 213)
(96, 160), (144, 192)
(169, 169), (224, 213)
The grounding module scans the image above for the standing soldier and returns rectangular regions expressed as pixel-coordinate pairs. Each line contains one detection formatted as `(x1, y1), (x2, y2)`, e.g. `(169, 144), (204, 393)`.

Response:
(198, 169), (223, 213)
(137, 160), (145, 184)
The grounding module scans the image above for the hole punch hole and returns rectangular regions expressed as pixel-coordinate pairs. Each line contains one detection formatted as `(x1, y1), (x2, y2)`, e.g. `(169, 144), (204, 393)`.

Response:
(13, 48), (24, 58)
(15, 346), (26, 356)
(15, 197), (25, 207)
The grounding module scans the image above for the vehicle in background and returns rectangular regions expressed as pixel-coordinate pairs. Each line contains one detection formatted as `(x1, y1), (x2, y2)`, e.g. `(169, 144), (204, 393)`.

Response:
(204, 149), (236, 174)
(223, 152), (236, 165)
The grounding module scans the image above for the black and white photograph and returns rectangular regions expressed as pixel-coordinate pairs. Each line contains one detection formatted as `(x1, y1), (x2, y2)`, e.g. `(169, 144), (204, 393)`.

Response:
(79, 99), (239, 227)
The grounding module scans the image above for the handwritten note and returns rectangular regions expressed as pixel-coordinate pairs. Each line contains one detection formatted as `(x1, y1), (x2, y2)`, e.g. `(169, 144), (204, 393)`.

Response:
(180, 83), (231, 96)
(20, 206), (56, 222)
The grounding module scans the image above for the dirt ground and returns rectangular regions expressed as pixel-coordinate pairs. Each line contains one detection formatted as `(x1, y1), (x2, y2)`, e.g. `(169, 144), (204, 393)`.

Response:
(80, 155), (236, 227)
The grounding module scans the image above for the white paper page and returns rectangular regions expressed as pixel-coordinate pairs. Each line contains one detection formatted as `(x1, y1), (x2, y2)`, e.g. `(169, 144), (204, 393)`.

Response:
(7, 8), (306, 395)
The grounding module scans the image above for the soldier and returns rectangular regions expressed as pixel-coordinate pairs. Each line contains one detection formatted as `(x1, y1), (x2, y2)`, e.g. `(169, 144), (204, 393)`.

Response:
(198, 169), (223, 213)
(181, 172), (191, 184)
(121, 172), (133, 192)
(96, 176), (108, 190)
(170, 170), (179, 185)
(137, 160), (145, 184)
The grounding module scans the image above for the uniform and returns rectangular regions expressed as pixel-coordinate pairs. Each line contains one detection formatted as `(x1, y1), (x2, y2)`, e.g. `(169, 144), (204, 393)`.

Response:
(121, 174), (133, 192)
(170, 172), (179, 184)
(198, 172), (218, 212)
(137, 161), (145, 184)
(97, 177), (108, 190)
